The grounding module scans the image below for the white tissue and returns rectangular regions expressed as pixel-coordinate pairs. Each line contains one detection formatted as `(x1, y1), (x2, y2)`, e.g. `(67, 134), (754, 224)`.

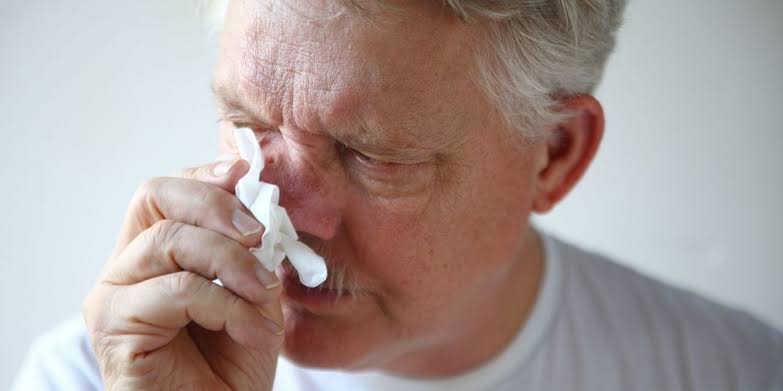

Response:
(233, 128), (328, 288)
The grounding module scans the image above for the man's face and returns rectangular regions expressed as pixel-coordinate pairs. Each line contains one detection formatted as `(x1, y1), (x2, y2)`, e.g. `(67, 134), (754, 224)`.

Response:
(213, 0), (542, 370)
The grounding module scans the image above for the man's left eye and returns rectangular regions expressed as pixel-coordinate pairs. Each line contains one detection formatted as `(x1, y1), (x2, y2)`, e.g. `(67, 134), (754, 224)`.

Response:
(352, 149), (385, 165)
(349, 149), (408, 171)
(338, 143), (413, 176)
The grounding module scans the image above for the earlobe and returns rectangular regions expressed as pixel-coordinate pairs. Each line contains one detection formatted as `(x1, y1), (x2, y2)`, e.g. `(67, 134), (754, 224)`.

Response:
(532, 192), (554, 214)
(531, 94), (605, 214)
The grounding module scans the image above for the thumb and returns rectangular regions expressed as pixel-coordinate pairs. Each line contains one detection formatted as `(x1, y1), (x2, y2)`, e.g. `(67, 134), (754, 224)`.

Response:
(174, 157), (250, 193)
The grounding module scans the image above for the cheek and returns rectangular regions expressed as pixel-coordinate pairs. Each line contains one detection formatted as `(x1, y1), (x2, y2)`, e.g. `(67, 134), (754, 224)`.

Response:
(341, 192), (441, 308)
(348, 144), (537, 318)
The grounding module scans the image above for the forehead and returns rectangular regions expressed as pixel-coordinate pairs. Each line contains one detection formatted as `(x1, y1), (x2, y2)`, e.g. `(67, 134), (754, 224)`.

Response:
(213, 0), (486, 148)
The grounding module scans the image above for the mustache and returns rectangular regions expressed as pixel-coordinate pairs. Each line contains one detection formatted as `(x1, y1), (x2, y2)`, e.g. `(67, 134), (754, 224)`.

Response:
(285, 237), (364, 300)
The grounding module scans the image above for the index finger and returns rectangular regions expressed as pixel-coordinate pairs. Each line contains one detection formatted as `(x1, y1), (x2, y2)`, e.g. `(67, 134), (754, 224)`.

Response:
(112, 173), (260, 258)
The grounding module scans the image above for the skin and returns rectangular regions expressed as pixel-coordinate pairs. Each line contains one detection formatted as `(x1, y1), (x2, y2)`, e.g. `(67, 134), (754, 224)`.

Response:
(83, 0), (604, 389)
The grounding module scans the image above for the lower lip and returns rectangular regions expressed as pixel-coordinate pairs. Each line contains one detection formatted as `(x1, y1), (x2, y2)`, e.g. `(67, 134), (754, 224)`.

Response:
(281, 275), (351, 309)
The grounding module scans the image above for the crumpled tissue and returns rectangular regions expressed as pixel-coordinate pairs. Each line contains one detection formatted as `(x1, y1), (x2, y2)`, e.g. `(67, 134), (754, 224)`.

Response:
(233, 128), (327, 288)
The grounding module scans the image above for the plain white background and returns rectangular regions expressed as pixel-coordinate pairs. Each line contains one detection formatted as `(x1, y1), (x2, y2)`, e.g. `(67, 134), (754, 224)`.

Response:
(1, 0), (781, 387)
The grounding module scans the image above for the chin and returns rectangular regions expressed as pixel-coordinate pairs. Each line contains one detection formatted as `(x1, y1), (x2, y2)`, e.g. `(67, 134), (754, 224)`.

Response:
(280, 303), (387, 370)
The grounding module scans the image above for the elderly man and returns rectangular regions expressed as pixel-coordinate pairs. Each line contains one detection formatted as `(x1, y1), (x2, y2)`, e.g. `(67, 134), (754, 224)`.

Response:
(13, 0), (783, 390)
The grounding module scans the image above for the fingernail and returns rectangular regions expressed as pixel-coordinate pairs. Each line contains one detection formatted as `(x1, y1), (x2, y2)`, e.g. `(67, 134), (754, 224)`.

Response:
(256, 264), (280, 289)
(212, 159), (238, 177)
(232, 209), (263, 236)
(260, 312), (285, 335)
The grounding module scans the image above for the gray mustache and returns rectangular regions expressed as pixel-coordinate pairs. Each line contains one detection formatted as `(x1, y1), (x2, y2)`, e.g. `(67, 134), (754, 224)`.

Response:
(285, 237), (364, 300)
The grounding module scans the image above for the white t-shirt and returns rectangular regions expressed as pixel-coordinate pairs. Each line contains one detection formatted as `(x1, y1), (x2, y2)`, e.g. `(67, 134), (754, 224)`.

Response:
(12, 233), (783, 391)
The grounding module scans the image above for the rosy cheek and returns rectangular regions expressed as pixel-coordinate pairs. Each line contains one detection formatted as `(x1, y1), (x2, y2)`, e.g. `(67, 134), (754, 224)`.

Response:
(350, 205), (435, 279)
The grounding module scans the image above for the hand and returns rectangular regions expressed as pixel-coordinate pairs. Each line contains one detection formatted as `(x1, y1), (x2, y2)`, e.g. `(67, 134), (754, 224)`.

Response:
(83, 159), (283, 390)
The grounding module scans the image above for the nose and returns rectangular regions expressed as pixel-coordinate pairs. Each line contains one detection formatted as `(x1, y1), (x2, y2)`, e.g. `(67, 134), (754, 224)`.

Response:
(259, 142), (344, 241)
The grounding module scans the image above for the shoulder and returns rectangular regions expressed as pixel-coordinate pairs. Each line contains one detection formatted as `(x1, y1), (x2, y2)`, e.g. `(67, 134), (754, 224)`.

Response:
(548, 235), (783, 390)
(12, 315), (102, 391)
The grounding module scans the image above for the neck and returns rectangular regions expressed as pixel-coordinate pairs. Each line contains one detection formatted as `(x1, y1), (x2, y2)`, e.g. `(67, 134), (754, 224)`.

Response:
(381, 227), (545, 378)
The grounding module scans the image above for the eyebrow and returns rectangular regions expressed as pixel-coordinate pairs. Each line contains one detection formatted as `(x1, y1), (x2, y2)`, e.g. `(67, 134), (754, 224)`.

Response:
(210, 80), (233, 108)
(337, 118), (459, 163)
(339, 131), (428, 162)
(211, 80), (268, 124)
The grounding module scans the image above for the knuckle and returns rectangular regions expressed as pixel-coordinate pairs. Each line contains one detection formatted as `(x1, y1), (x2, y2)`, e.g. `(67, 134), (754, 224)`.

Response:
(147, 220), (186, 254)
(168, 271), (206, 302)
(190, 185), (214, 214)
(141, 220), (188, 271)
(209, 239), (248, 276)
(82, 290), (100, 331)
(194, 183), (233, 210)
(228, 244), (250, 265)
(83, 284), (115, 336)
(191, 185), (238, 228)
(130, 177), (166, 217)
(230, 288), (250, 309)
(225, 292), (245, 317)
(135, 177), (163, 203)
(93, 333), (134, 384)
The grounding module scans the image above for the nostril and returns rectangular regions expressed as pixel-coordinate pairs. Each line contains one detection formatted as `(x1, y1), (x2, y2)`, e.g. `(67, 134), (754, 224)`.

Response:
(259, 147), (275, 166)
(258, 134), (272, 147)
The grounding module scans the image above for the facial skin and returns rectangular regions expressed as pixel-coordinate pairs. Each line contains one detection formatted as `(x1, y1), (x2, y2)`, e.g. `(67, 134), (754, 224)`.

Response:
(211, 0), (604, 378)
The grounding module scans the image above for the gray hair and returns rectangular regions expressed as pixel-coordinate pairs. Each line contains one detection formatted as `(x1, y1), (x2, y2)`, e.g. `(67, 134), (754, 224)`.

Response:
(203, 0), (626, 137)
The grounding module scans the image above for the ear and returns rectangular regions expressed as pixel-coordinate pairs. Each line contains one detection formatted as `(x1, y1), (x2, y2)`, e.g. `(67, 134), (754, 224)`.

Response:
(531, 94), (605, 213)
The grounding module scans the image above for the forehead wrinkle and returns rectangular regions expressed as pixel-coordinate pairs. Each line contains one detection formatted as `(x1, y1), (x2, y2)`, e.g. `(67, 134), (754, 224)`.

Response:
(240, 33), (366, 136)
(217, 0), (475, 158)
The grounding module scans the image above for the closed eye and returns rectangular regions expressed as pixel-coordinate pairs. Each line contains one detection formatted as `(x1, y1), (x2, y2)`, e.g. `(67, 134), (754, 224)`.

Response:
(344, 146), (404, 170)
(352, 149), (386, 165)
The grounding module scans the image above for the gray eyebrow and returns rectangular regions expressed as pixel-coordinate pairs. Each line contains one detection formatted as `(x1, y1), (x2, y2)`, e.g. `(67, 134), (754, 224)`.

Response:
(210, 79), (279, 128)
